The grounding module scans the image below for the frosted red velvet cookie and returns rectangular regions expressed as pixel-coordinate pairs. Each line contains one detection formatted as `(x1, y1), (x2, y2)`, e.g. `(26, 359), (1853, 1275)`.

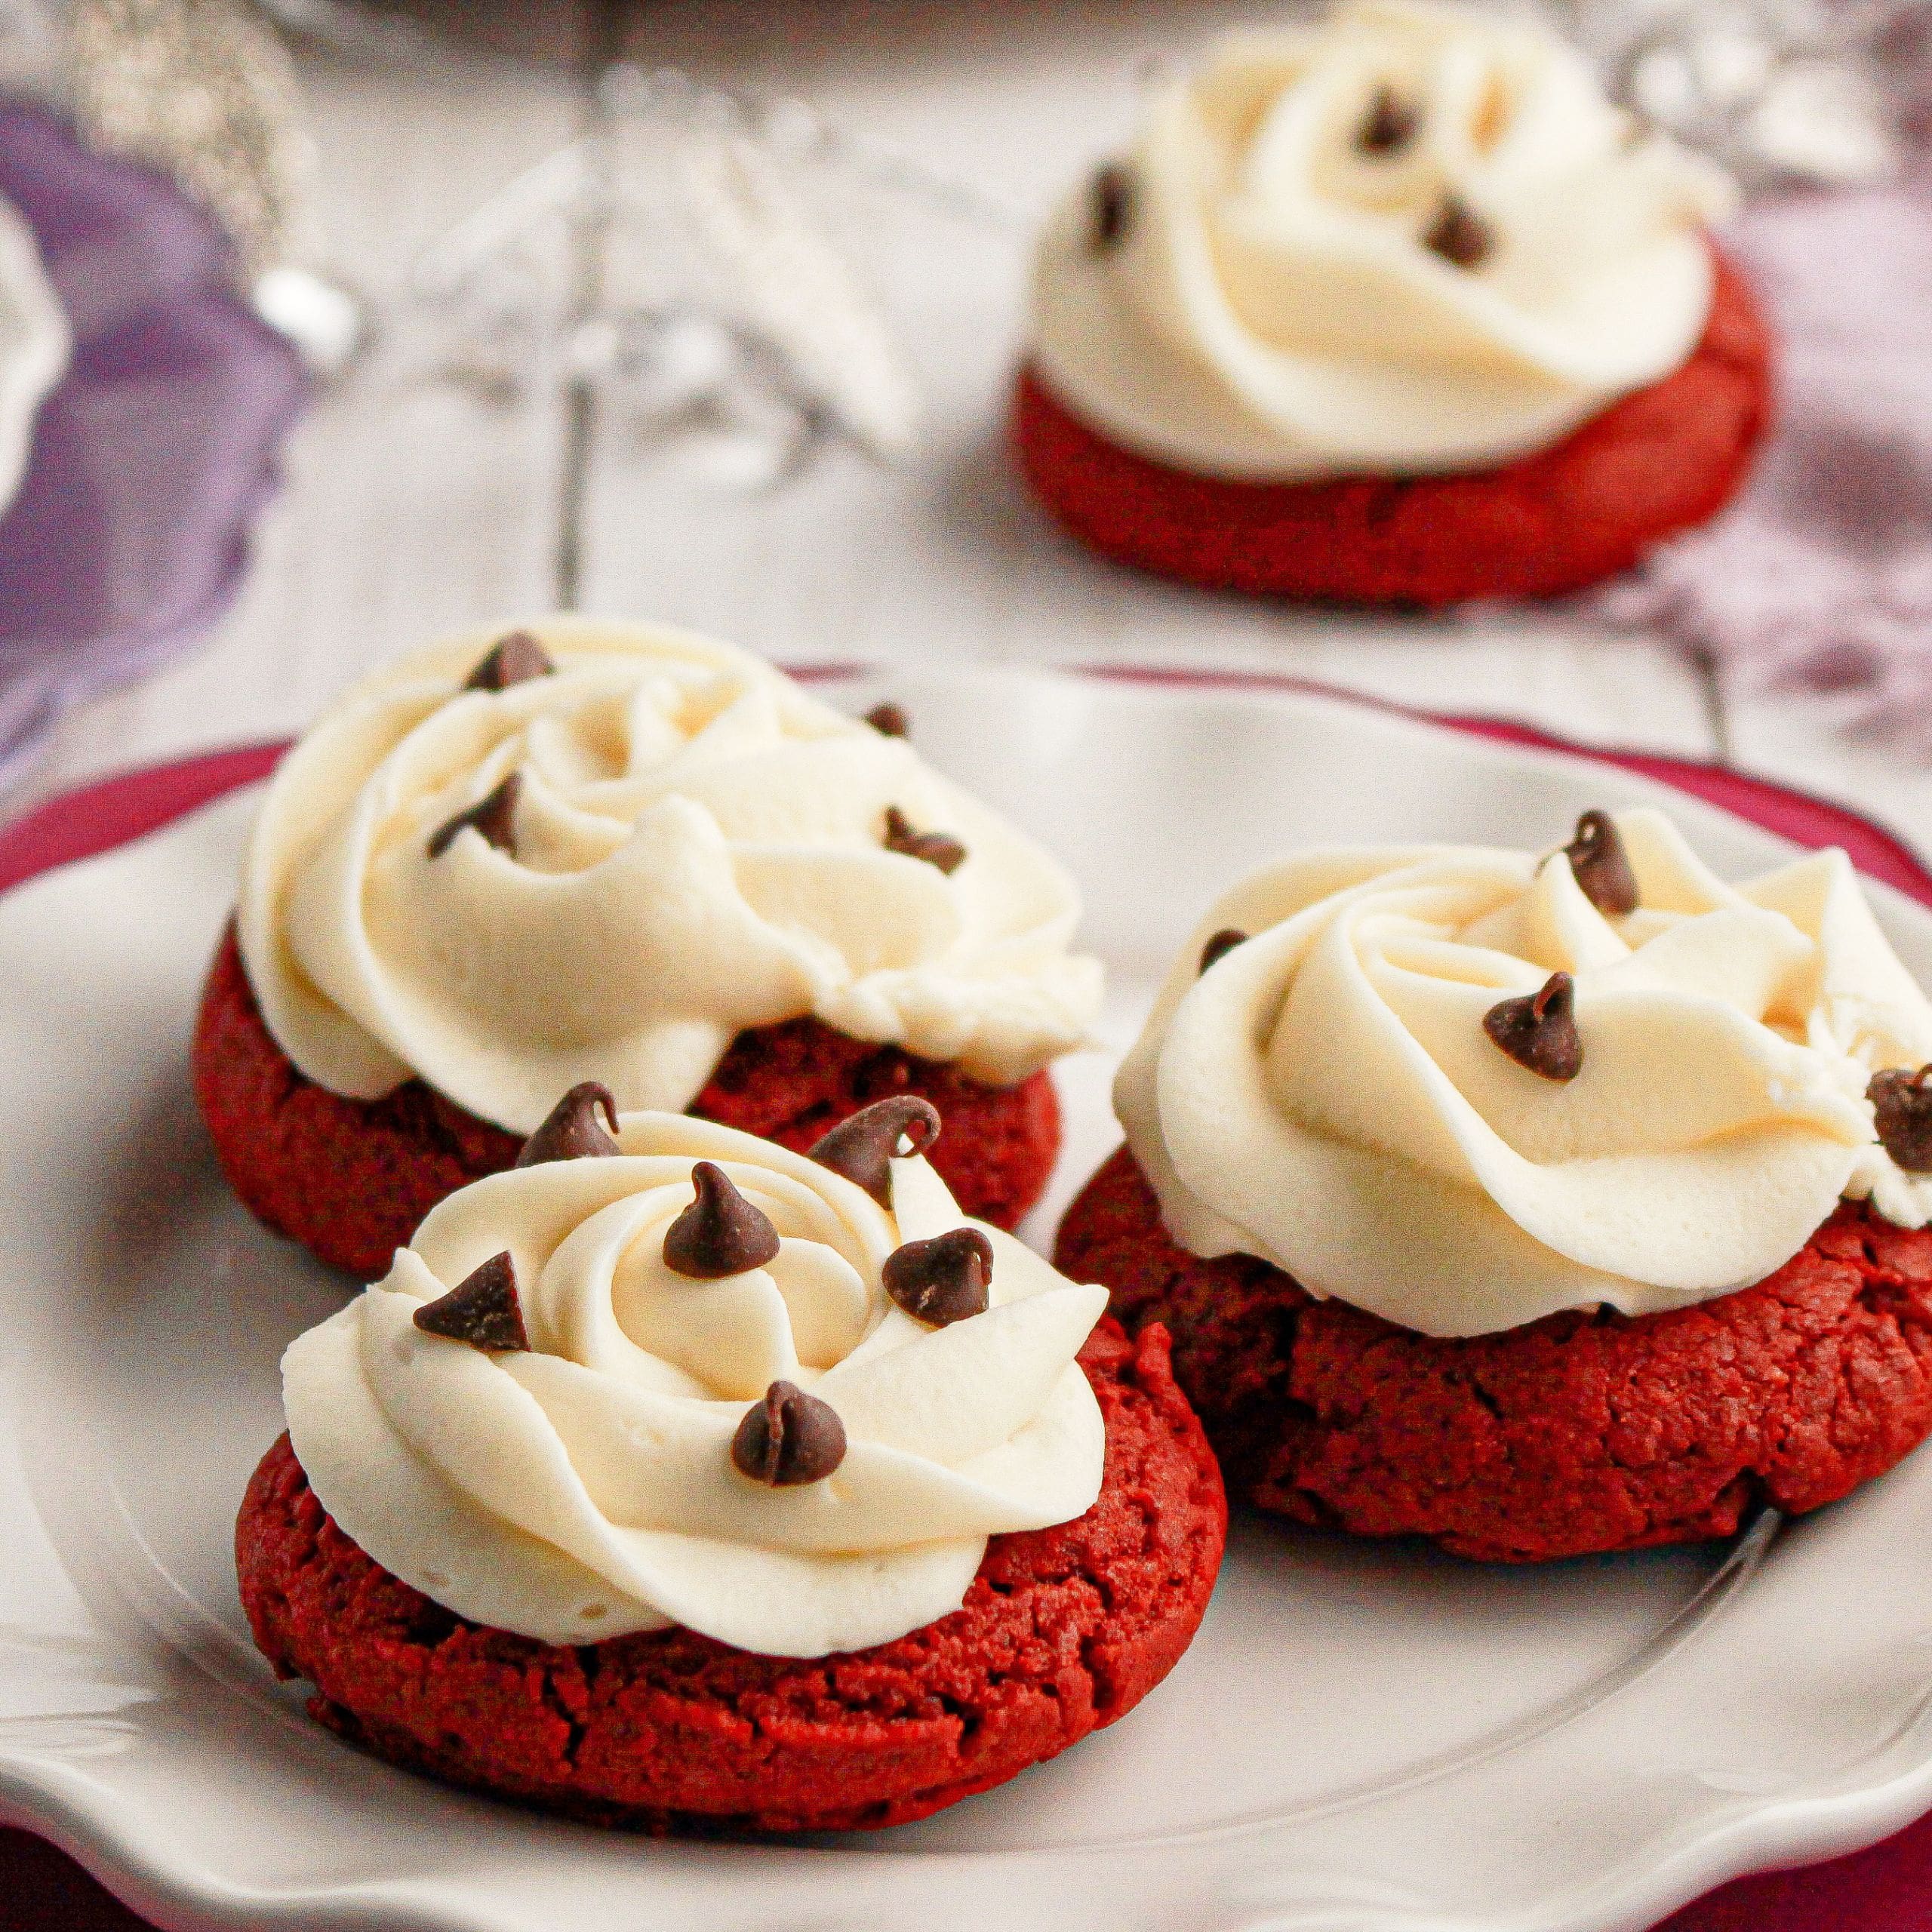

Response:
(1015, 2), (1770, 606)
(1056, 808), (1932, 1560)
(192, 620), (1100, 1274)
(238, 1106), (1225, 1829)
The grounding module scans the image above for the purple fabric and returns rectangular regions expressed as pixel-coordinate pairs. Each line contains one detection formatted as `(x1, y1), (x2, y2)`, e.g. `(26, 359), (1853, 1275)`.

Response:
(1597, 176), (1932, 741)
(0, 99), (306, 790)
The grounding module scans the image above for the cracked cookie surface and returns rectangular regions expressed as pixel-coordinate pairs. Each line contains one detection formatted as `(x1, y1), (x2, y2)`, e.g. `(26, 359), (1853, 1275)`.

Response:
(193, 925), (1061, 1278)
(235, 1319), (1225, 1832)
(1055, 1146), (1932, 1562)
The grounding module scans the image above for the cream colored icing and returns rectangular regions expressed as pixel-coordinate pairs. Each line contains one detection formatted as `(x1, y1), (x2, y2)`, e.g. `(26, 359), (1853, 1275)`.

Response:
(283, 1112), (1109, 1657)
(238, 618), (1102, 1135)
(1116, 809), (1932, 1337)
(1029, 0), (1738, 480)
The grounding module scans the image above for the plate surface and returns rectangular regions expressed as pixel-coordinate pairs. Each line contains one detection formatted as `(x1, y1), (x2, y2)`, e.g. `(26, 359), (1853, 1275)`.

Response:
(5, 668), (1932, 1932)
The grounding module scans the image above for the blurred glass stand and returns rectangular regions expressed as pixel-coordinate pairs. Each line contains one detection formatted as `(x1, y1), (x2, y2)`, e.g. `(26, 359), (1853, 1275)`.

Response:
(410, 65), (1026, 490)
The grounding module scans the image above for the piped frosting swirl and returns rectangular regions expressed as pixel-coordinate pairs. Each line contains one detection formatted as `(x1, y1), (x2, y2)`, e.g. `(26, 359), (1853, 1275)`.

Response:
(238, 619), (1102, 1135)
(1029, 0), (1737, 481)
(1117, 808), (1932, 1337)
(283, 1109), (1109, 1656)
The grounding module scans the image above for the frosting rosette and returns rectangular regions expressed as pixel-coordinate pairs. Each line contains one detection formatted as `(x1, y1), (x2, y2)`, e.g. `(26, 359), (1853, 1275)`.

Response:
(1029, 0), (1737, 480)
(282, 1110), (1110, 1656)
(1117, 808), (1932, 1338)
(238, 617), (1101, 1135)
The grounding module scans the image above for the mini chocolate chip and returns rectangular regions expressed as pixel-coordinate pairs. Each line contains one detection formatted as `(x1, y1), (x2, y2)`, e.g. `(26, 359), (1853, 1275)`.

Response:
(865, 701), (910, 737)
(884, 805), (967, 875)
(1358, 83), (1420, 153)
(464, 630), (555, 692)
(662, 1161), (783, 1278)
(427, 771), (521, 860)
(883, 1227), (994, 1327)
(808, 1097), (943, 1208)
(1483, 971), (1583, 1081)
(1870, 1066), (1932, 1172)
(1199, 928), (1248, 974)
(1424, 193), (1493, 269)
(1090, 162), (1134, 251)
(515, 1081), (620, 1168)
(414, 1251), (528, 1352)
(1563, 810), (1639, 917)
(731, 1380), (847, 1487)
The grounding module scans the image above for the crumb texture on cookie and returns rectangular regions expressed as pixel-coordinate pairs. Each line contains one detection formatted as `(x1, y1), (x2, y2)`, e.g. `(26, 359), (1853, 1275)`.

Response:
(237, 1320), (1226, 1832)
(1058, 1146), (1932, 1561)
(193, 926), (1060, 1276)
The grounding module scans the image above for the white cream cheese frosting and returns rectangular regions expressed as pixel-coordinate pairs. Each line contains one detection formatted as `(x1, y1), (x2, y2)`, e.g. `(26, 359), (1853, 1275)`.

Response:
(282, 1111), (1110, 1655)
(0, 192), (66, 517)
(1116, 809), (1932, 1338)
(1029, 0), (1738, 481)
(238, 618), (1102, 1135)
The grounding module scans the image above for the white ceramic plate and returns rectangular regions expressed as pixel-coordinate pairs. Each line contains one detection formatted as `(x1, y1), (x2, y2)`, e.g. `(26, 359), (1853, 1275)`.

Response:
(7, 667), (1932, 1932)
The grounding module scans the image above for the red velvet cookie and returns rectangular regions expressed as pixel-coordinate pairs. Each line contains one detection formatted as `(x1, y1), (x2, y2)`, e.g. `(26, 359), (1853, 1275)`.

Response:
(192, 928), (1061, 1279)
(237, 1318), (1226, 1832)
(1014, 251), (1773, 608)
(1055, 1146), (1932, 1563)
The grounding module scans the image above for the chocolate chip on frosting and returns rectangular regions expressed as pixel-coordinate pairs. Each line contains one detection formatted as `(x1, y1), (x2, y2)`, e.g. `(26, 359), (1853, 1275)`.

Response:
(1869, 1067), (1932, 1172)
(731, 1380), (847, 1487)
(413, 1251), (529, 1352)
(515, 1081), (620, 1168)
(426, 771), (521, 860)
(1562, 811), (1639, 917)
(463, 630), (555, 692)
(883, 805), (967, 875)
(808, 1097), (943, 1208)
(883, 1228), (993, 1327)
(1424, 193), (1494, 269)
(865, 701), (910, 738)
(1198, 928), (1248, 974)
(662, 1161), (783, 1278)
(1484, 971), (1583, 1081)
(1357, 83), (1420, 154)
(1089, 161), (1135, 251)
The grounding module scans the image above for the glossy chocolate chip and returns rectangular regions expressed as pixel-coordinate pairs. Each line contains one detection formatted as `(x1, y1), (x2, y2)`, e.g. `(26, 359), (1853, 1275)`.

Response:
(427, 771), (521, 860)
(732, 1380), (847, 1486)
(865, 701), (910, 737)
(515, 1081), (620, 1168)
(662, 1162), (783, 1278)
(883, 805), (967, 875)
(1483, 971), (1583, 1081)
(1358, 83), (1420, 153)
(1424, 193), (1494, 269)
(1198, 928), (1248, 974)
(1563, 811), (1639, 917)
(413, 1251), (528, 1352)
(1870, 1066), (1932, 1172)
(464, 630), (555, 692)
(1090, 161), (1134, 251)
(883, 1227), (994, 1327)
(808, 1097), (943, 1208)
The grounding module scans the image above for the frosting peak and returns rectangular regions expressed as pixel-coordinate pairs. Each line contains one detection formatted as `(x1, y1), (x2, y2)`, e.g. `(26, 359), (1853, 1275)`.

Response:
(1029, 0), (1737, 480)
(283, 1112), (1109, 1656)
(1117, 809), (1932, 1337)
(238, 620), (1102, 1134)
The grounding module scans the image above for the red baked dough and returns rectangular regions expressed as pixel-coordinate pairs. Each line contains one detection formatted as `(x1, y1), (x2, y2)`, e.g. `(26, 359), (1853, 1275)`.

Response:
(237, 1319), (1225, 1833)
(192, 928), (1061, 1279)
(1055, 1146), (1932, 1562)
(1013, 249), (1773, 607)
